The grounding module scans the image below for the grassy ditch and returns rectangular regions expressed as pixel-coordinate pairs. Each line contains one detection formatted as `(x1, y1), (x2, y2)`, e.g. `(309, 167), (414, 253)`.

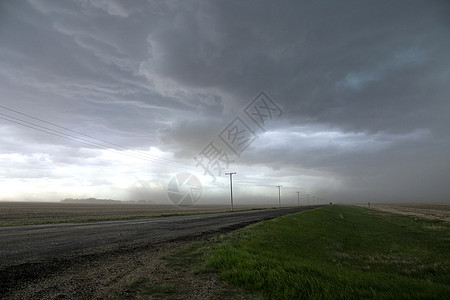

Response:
(169, 205), (450, 299)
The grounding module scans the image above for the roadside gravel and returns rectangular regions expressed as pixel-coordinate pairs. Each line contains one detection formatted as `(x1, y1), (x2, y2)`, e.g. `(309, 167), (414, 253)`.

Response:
(2, 237), (256, 299)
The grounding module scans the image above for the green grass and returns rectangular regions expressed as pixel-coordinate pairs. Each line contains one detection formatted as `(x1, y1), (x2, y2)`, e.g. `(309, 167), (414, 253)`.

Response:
(201, 206), (450, 299)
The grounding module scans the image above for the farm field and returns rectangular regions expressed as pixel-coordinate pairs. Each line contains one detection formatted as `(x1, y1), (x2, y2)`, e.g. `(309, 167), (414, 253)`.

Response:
(369, 203), (450, 222)
(0, 201), (272, 226)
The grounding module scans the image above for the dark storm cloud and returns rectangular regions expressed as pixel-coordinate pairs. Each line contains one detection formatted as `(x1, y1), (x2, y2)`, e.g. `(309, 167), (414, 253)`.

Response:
(140, 0), (450, 131)
(158, 117), (224, 158)
(144, 0), (450, 202)
(0, 0), (217, 138)
(0, 0), (449, 202)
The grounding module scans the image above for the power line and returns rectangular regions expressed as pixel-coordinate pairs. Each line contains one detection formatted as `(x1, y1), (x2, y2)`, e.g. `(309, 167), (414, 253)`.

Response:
(225, 172), (236, 211)
(0, 115), (191, 169)
(0, 105), (195, 168)
(276, 185), (282, 207)
(0, 110), (196, 170)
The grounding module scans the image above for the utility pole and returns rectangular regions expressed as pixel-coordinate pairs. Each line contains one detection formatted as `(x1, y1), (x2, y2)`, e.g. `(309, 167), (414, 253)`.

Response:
(296, 192), (300, 207)
(307, 193), (310, 206)
(276, 185), (282, 207)
(225, 172), (236, 211)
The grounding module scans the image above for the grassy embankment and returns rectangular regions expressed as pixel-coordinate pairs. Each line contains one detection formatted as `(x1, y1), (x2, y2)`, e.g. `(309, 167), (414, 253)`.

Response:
(167, 205), (450, 299)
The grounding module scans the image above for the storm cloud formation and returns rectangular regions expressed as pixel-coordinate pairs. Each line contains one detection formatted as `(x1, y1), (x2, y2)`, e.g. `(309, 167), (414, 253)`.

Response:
(0, 0), (449, 204)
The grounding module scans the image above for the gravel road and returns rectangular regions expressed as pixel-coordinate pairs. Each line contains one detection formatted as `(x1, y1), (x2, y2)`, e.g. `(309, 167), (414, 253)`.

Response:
(0, 206), (319, 297)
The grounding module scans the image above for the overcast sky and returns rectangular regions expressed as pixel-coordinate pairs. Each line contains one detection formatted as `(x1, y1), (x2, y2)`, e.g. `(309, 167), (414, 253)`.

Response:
(1, 0), (449, 205)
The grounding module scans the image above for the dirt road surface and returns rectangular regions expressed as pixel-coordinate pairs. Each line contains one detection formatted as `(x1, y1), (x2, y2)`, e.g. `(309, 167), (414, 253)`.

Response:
(0, 206), (319, 299)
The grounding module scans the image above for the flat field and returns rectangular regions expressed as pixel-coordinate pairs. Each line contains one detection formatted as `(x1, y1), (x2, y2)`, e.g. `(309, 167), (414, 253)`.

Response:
(369, 203), (450, 222)
(0, 201), (260, 226)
